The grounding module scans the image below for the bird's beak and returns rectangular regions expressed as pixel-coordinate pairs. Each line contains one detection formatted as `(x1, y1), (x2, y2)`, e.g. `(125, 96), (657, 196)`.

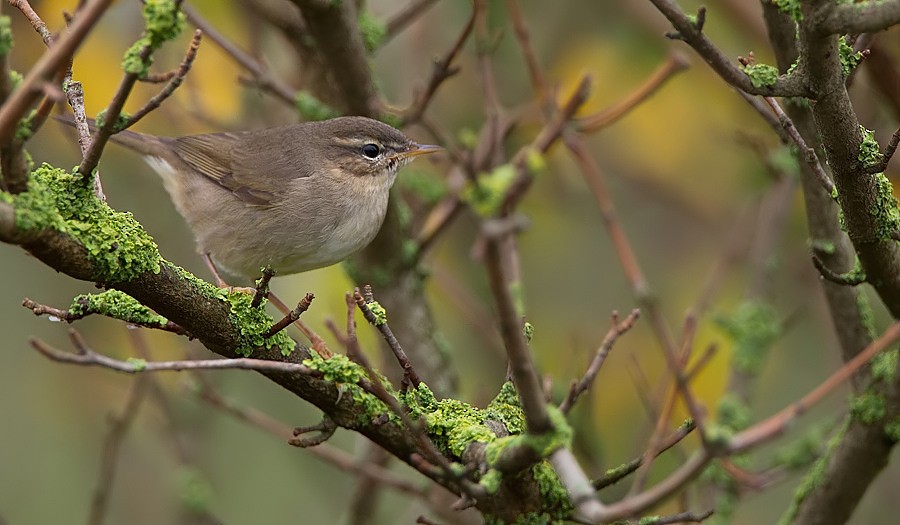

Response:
(397, 143), (443, 160)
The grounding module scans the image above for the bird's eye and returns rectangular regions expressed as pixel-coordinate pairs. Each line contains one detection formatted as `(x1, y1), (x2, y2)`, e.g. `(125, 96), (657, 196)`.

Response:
(362, 143), (381, 159)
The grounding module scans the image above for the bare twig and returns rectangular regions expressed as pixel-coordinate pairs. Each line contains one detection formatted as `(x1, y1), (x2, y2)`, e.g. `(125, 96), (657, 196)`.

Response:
(730, 321), (900, 453)
(559, 309), (641, 414)
(289, 415), (337, 447)
(8, 0), (54, 45)
(87, 341), (149, 525)
(31, 335), (315, 376)
(122, 29), (203, 129)
(593, 420), (696, 490)
(182, 4), (296, 106)
(266, 293), (314, 338)
(385, 0), (441, 40)
(578, 52), (690, 133)
(401, 8), (475, 125)
(0, 0), (113, 142)
(762, 96), (835, 194)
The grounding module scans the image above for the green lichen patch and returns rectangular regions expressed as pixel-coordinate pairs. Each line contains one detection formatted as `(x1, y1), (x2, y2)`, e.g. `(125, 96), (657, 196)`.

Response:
(176, 466), (214, 514)
(773, 425), (827, 470)
(4, 164), (161, 282)
(70, 289), (168, 326)
(871, 347), (897, 383)
(773, 0), (801, 21)
(741, 63), (778, 89)
(358, 11), (387, 53)
(849, 391), (886, 425)
(404, 383), (496, 457)
(294, 90), (340, 122)
(126, 357), (148, 371)
(486, 381), (526, 435)
(0, 15), (13, 56)
(839, 38), (863, 78)
(121, 0), (186, 78)
(714, 300), (781, 376)
(462, 164), (517, 217)
(531, 461), (573, 521)
(367, 300), (388, 326)
(885, 417), (900, 442)
(225, 291), (294, 357)
(303, 352), (396, 425)
(858, 126), (884, 168)
(869, 173), (900, 241)
(778, 422), (846, 525)
(716, 392), (751, 431)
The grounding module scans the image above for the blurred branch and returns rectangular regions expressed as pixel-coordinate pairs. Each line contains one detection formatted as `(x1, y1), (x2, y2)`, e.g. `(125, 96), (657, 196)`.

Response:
(559, 309), (641, 414)
(183, 4), (296, 106)
(0, 0), (113, 191)
(386, 0), (441, 40)
(578, 52), (689, 133)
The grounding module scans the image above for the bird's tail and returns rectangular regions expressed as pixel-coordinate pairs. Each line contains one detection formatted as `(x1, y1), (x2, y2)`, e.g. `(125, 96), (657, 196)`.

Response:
(54, 114), (171, 157)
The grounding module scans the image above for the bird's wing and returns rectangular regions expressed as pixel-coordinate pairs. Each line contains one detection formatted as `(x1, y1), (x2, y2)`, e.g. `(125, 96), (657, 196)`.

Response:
(173, 129), (309, 206)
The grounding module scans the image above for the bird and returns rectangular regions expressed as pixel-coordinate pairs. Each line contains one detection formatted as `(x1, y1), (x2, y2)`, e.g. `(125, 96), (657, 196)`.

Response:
(69, 115), (440, 282)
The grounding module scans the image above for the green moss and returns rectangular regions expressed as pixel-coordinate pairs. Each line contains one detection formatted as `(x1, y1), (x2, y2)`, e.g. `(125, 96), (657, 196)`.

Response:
(462, 164), (517, 217)
(5, 164), (161, 282)
(885, 417), (900, 442)
(741, 63), (779, 89)
(869, 173), (900, 241)
(294, 90), (340, 121)
(714, 300), (780, 376)
(457, 127), (478, 150)
(358, 11), (387, 53)
(525, 149), (547, 175)
(850, 391), (886, 425)
(639, 517), (661, 525)
(0, 15), (12, 56)
(122, 38), (152, 76)
(716, 393), (751, 431)
(70, 289), (168, 325)
(808, 239), (836, 255)
(480, 468), (502, 494)
(839, 37), (863, 77)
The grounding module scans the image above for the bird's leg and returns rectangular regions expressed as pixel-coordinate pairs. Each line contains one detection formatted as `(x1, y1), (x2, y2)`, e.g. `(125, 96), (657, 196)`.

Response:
(202, 253), (256, 294)
(267, 292), (332, 358)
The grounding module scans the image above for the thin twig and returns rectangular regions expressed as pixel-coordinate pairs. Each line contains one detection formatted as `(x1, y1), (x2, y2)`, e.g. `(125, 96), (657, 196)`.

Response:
(559, 309), (641, 414)
(31, 335), (316, 376)
(22, 297), (189, 336)
(87, 346), (149, 525)
(811, 254), (866, 286)
(578, 52), (690, 133)
(385, 0), (441, 40)
(354, 286), (421, 388)
(183, 4), (295, 106)
(730, 321), (900, 453)
(122, 29), (203, 130)
(762, 96), (835, 194)
(0, 0), (113, 143)
(593, 420), (697, 490)
(266, 293), (314, 338)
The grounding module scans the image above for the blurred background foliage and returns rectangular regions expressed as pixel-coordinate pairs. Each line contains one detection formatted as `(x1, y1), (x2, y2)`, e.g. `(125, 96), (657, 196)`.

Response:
(1, 0), (898, 523)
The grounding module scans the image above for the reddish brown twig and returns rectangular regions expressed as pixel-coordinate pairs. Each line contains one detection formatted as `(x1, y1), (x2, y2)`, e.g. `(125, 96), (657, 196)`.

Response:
(353, 286), (421, 388)
(266, 293), (315, 338)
